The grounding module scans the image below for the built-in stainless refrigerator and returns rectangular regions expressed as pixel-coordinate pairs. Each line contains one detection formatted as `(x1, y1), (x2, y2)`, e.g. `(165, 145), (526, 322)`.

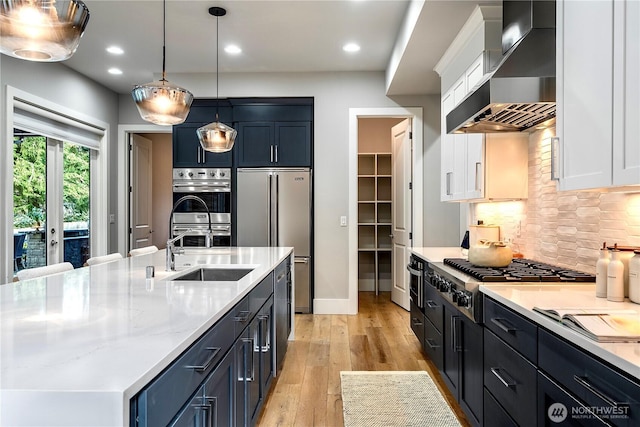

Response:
(236, 168), (312, 313)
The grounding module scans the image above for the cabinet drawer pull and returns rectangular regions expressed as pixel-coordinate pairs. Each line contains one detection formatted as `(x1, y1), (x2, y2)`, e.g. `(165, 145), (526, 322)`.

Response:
(233, 311), (251, 323)
(573, 375), (629, 409)
(185, 347), (221, 372)
(490, 317), (517, 334)
(193, 396), (217, 426)
(426, 300), (439, 309)
(490, 367), (517, 389)
(411, 317), (423, 327)
(425, 339), (440, 349)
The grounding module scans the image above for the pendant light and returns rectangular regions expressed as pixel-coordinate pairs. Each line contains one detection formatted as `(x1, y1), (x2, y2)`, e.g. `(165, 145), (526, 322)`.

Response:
(0, 0), (90, 62)
(197, 6), (237, 153)
(131, 0), (193, 126)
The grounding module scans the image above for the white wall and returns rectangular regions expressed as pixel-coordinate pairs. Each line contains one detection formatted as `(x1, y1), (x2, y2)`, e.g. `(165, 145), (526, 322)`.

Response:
(1, 56), (120, 280)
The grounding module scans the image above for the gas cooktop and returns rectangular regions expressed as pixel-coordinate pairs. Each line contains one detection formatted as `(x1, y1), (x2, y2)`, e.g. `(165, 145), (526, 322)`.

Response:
(443, 258), (596, 283)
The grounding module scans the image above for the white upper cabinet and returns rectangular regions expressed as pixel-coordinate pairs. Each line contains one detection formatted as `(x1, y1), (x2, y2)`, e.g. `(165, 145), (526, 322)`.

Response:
(556, 0), (640, 190)
(436, 5), (528, 202)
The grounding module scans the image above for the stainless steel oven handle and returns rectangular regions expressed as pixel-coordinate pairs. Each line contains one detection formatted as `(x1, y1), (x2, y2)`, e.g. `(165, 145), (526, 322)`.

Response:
(406, 265), (422, 276)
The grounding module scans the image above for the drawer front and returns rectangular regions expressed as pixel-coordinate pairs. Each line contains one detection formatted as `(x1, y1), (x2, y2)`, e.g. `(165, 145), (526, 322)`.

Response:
(232, 296), (251, 337)
(410, 300), (425, 345)
(250, 272), (274, 314)
(484, 387), (518, 427)
(539, 329), (640, 426)
(144, 311), (235, 427)
(484, 296), (537, 363)
(424, 316), (443, 371)
(424, 284), (443, 332)
(537, 371), (610, 427)
(484, 329), (537, 427)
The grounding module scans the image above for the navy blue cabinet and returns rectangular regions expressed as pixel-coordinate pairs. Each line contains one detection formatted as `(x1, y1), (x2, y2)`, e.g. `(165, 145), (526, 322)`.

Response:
(172, 122), (234, 168)
(131, 268), (281, 427)
(236, 121), (311, 167)
(443, 303), (483, 427)
(172, 104), (233, 168)
(274, 257), (291, 372)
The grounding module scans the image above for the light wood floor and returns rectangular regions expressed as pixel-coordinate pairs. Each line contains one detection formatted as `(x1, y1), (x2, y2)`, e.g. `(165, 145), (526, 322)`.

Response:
(257, 292), (471, 427)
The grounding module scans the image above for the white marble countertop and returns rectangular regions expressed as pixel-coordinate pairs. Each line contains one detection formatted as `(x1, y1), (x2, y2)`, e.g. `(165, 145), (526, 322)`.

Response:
(0, 247), (293, 427)
(409, 247), (640, 381)
(410, 246), (466, 262)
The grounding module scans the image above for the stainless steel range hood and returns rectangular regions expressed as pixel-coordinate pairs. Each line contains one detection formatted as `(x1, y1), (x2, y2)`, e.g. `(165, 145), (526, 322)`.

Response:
(446, 0), (556, 134)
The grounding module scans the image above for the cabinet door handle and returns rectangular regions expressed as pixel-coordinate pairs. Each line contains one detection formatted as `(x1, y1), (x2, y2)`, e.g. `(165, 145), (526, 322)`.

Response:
(451, 316), (462, 352)
(550, 136), (560, 181)
(491, 367), (517, 389)
(490, 317), (517, 334)
(446, 172), (452, 195)
(259, 314), (271, 352)
(193, 396), (217, 427)
(245, 338), (256, 382)
(185, 346), (221, 372)
(270, 145), (275, 163)
(425, 339), (440, 349)
(233, 311), (252, 323)
(426, 300), (439, 309)
(274, 145), (278, 163)
(475, 162), (482, 191)
(573, 375), (629, 409)
(411, 317), (423, 327)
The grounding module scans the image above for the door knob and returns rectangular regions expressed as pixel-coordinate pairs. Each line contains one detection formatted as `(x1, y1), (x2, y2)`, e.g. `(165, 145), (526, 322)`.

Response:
(50, 240), (58, 246)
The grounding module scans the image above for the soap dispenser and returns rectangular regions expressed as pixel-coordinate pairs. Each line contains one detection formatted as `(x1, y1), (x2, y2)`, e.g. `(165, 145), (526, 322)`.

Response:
(595, 242), (610, 298)
(607, 244), (624, 302)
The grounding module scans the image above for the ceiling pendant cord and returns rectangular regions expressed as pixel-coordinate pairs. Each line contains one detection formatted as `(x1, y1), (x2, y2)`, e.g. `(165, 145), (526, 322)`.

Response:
(161, 0), (167, 83)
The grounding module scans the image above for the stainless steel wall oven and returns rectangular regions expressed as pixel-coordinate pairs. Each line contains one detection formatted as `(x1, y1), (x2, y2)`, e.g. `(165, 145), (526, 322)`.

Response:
(172, 168), (231, 247)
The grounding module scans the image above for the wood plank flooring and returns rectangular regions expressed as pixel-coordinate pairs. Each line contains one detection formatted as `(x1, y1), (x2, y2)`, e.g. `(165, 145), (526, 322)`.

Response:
(257, 292), (471, 427)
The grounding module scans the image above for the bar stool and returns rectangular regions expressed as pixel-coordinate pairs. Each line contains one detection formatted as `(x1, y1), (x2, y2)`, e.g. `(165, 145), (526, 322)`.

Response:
(84, 253), (123, 266)
(128, 245), (159, 257)
(15, 262), (74, 281)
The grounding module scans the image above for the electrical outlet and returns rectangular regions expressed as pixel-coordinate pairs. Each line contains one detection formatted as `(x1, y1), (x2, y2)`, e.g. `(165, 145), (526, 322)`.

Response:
(340, 216), (347, 227)
(515, 220), (521, 237)
(109, 214), (115, 224)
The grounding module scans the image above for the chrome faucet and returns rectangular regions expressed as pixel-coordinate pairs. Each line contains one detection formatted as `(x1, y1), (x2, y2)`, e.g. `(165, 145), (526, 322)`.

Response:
(166, 229), (191, 271)
(166, 195), (213, 271)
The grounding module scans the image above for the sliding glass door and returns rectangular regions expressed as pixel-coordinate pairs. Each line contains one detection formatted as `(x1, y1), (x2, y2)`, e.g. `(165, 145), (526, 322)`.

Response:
(13, 130), (91, 272)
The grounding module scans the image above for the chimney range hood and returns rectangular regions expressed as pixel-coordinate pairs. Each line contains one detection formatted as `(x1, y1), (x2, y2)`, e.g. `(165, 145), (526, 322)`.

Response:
(447, 0), (556, 134)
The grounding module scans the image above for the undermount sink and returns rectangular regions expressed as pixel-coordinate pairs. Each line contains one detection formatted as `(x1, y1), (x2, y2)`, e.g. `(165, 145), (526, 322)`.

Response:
(172, 268), (253, 282)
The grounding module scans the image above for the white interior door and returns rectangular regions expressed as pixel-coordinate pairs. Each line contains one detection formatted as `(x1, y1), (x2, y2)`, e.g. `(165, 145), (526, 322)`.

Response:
(391, 119), (412, 310)
(130, 134), (153, 250)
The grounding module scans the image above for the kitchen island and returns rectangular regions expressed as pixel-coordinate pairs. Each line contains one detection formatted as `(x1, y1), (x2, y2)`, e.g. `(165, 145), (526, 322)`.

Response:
(0, 247), (293, 427)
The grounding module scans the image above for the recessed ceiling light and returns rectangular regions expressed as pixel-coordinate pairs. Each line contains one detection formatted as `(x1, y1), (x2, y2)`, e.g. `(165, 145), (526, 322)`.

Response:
(343, 43), (360, 53)
(225, 45), (242, 54)
(108, 68), (123, 75)
(106, 46), (124, 55)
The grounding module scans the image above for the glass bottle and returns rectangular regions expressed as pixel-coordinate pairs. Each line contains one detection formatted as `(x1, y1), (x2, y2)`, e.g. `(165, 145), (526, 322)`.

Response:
(595, 242), (610, 298)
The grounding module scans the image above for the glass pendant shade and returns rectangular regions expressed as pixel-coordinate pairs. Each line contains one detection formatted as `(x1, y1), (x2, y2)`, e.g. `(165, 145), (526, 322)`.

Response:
(197, 121), (237, 153)
(0, 0), (90, 62)
(132, 79), (194, 126)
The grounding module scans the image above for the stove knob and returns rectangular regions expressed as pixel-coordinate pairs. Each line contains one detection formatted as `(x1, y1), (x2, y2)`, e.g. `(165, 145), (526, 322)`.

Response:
(178, 172), (184, 177)
(210, 171), (216, 177)
(458, 294), (470, 308)
(188, 172), (193, 177)
(220, 171), (226, 177)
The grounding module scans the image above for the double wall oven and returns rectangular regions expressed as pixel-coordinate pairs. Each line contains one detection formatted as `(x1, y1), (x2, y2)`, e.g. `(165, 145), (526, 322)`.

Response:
(172, 168), (231, 247)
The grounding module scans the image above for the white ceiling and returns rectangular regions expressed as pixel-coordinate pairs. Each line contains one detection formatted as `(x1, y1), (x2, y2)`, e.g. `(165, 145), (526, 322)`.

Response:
(62, 0), (493, 96)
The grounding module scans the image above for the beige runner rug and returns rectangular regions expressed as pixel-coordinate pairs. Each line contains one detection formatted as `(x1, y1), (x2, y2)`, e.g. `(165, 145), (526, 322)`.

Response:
(340, 371), (462, 427)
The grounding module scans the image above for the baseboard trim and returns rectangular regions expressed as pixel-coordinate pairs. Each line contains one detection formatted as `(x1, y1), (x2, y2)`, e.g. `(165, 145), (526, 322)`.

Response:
(313, 298), (355, 315)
